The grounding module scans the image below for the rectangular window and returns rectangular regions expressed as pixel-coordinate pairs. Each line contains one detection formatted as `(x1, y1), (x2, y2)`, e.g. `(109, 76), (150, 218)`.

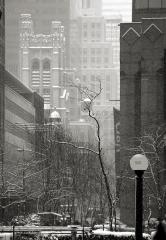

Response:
(96, 57), (101, 64)
(91, 75), (95, 81)
(106, 93), (110, 100)
(83, 23), (87, 29)
(82, 0), (86, 8)
(91, 83), (95, 91)
(43, 88), (50, 95)
(91, 31), (95, 38)
(83, 48), (87, 55)
(87, 0), (90, 8)
(96, 48), (101, 55)
(82, 75), (86, 82)
(104, 57), (109, 64)
(91, 57), (95, 63)
(83, 57), (87, 63)
(96, 23), (101, 29)
(83, 31), (87, 38)
(104, 48), (109, 55)
(91, 23), (95, 29)
(106, 82), (111, 91)
(91, 48), (95, 55)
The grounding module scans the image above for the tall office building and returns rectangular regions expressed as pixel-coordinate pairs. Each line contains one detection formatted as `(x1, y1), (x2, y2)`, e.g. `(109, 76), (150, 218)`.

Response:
(69, 0), (119, 181)
(102, 0), (132, 22)
(19, 14), (72, 121)
(5, 0), (71, 77)
(120, 0), (166, 226)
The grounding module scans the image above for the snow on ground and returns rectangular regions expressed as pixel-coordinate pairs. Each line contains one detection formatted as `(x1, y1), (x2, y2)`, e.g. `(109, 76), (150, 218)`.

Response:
(92, 229), (151, 239)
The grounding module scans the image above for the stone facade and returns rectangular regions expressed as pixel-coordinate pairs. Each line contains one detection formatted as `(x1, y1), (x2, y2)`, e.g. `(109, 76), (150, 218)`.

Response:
(133, 0), (166, 21)
(19, 14), (71, 122)
(120, 17), (166, 225)
(5, 0), (71, 77)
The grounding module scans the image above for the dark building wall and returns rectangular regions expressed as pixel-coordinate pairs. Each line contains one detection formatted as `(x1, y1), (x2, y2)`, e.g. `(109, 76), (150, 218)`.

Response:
(120, 18), (166, 225)
(0, 1), (5, 204)
(0, 0), (5, 149)
(132, 0), (166, 21)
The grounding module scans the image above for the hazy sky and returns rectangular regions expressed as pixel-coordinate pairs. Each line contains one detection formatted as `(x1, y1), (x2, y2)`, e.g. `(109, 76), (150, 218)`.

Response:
(102, 0), (132, 22)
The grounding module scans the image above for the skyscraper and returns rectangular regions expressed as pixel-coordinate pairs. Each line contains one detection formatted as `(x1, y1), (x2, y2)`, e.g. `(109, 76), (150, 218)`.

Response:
(5, 0), (71, 77)
(19, 14), (71, 121)
(102, 0), (132, 22)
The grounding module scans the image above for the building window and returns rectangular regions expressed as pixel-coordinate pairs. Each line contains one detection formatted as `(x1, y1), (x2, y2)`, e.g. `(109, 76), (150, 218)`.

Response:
(83, 48), (87, 55)
(96, 23), (101, 29)
(42, 58), (51, 86)
(83, 23), (87, 29)
(91, 31), (95, 38)
(83, 30), (87, 38)
(82, 0), (86, 8)
(32, 58), (40, 70)
(91, 23), (95, 29)
(96, 31), (101, 39)
(87, 0), (90, 8)
(82, 75), (86, 82)
(96, 48), (101, 55)
(43, 88), (50, 95)
(104, 57), (109, 64)
(83, 57), (87, 64)
(42, 58), (50, 71)
(91, 57), (95, 63)
(33, 87), (40, 93)
(91, 48), (95, 55)
(91, 75), (95, 81)
(106, 93), (110, 100)
(31, 58), (40, 87)
(96, 57), (101, 64)
(91, 83), (95, 91)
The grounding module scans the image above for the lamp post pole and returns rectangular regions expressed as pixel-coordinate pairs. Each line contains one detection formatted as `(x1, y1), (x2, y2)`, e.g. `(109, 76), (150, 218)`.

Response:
(135, 170), (144, 240)
(130, 154), (148, 240)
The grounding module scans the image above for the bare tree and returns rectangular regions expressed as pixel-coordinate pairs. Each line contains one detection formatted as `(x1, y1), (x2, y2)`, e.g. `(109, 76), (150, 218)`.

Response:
(71, 80), (115, 230)
(126, 126), (166, 223)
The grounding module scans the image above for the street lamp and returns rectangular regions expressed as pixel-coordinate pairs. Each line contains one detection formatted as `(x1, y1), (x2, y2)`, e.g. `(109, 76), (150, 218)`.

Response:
(130, 154), (148, 240)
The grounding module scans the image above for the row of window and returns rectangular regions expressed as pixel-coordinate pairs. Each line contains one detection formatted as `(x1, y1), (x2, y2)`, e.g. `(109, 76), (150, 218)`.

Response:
(83, 22), (101, 29)
(82, 0), (91, 9)
(82, 56), (110, 65)
(31, 58), (50, 70)
(82, 48), (110, 55)
(83, 30), (102, 40)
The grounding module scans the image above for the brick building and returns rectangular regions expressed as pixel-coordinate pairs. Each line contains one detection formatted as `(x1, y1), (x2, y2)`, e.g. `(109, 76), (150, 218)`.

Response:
(120, 0), (166, 226)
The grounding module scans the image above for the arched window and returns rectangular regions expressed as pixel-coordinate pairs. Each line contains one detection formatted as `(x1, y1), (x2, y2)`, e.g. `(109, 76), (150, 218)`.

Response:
(31, 58), (40, 70)
(31, 58), (40, 88)
(42, 58), (51, 87)
(42, 58), (50, 71)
